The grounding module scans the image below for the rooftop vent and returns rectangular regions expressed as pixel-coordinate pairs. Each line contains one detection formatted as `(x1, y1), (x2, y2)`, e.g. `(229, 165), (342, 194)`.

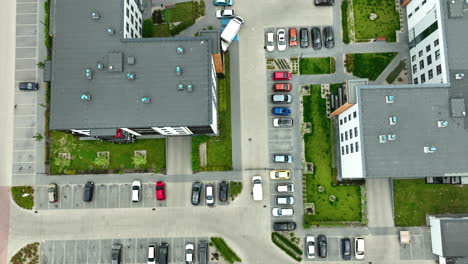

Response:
(438, 121), (448, 127)
(389, 116), (397, 125)
(424, 146), (437, 153)
(379, 135), (387, 143)
(90, 11), (100, 20)
(187, 84), (193, 92)
(177, 84), (184, 91)
(128, 56), (135, 65)
(107, 27), (115, 35)
(177, 47), (184, 54)
(85, 68), (93, 80)
(455, 73), (465, 80)
(388, 134), (396, 141)
(81, 94), (91, 101)
(386, 96), (394, 104)
(176, 66), (182, 75)
(127, 72), (135, 80)
(139, 97), (151, 104)
(97, 63), (104, 70)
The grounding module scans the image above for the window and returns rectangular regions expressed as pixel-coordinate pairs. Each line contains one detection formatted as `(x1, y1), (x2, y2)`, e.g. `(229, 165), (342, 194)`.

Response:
(131, 5), (134, 11)
(434, 39), (439, 46)
(421, 73), (426, 83)
(349, 129), (353, 139)
(345, 131), (348, 140)
(428, 69), (434, 80)
(344, 117), (347, 123)
(426, 45), (431, 52)
(342, 147), (345, 155)
(355, 142), (359, 152)
(348, 114), (351, 120)
(354, 127), (358, 137)
(436, 65), (442, 75)
(353, 111), (357, 118)
(412, 55), (416, 62)
(409, 13), (413, 18)
(419, 60), (424, 70)
(435, 49), (440, 60)
(126, 8), (130, 18)
(427, 55), (432, 65)
(350, 144), (354, 153)
(413, 64), (417, 74)
(341, 133), (344, 142)
(419, 50), (423, 57)
(414, 77), (419, 84)
(415, 6), (419, 12)
(346, 145), (349, 154)
(422, 0), (427, 4)
(126, 23), (129, 31)
(340, 119), (343, 125)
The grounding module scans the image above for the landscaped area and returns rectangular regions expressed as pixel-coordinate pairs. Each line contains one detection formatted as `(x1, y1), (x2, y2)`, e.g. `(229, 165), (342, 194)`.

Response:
(302, 85), (362, 227)
(394, 179), (468, 226)
(345, 52), (397, 81)
(299, 57), (335, 75)
(352, 0), (401, 42)
(192, 54), (232, 172)
(11, 186), (34, 210)
(271, 232), (302, 262)
(49, 131), (165, 175)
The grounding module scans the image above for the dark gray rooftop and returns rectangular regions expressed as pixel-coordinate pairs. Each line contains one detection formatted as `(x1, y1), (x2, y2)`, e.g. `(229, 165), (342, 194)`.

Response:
(440, 218), (468, 257)
(199, 30), (221, 54)
(359, 84), (468, 178)
(50, 0), (214, 130)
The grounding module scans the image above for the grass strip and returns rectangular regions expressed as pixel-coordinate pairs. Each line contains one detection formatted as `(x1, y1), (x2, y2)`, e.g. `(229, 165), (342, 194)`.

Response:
(341, 0), (350, 44)
(271, 233), (302, 262)
(11, 186), (34, 210)
(210, 237), (242, 263)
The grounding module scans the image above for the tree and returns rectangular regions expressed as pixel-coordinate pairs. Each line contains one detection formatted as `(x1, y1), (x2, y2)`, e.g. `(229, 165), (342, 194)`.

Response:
(132, 154), (147, 167)
(142, 19), (154, 38)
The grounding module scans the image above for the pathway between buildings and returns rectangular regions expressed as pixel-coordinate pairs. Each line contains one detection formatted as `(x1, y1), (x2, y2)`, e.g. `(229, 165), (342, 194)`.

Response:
(367, 178), (395, 227)
(166, 136), (192, 175)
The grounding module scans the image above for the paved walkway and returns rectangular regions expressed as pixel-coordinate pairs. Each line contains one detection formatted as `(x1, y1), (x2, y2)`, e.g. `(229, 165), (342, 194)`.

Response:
(367, 178), (395, 227)
(166, 136), (192, 175)
(0, 187), (11, 264)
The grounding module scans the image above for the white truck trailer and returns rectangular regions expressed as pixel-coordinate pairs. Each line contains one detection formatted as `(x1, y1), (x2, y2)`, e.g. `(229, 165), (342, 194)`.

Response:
(220, 16), (244, 52)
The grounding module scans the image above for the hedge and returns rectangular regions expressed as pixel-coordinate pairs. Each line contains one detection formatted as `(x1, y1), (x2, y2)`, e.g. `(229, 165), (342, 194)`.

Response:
(271, 233), (302, 262)
(142, 19), (154, 38)
(341, 0), (350, 44)
(386, 60), (406, 83)
(210, 237), (242, 263)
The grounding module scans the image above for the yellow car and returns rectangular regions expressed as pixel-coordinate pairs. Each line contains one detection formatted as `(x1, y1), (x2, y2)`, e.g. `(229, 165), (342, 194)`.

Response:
(270, 170), (290, 180)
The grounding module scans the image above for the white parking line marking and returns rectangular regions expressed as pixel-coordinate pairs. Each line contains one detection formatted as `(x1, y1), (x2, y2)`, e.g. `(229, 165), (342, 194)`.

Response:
(15, 57), (37, 60)
(16, 68), (37, 71)
(12, 161), (35, 164)
(134, 239), (138, 262)
(74, 240), (78, 264)
(52, 240), (55, 264)
(14, 115), (37, 117)
(86, 240), (89, 264)
(63, 240), (67, 264)
(98, 240), (101, 264)
(106, 184), (109, 208)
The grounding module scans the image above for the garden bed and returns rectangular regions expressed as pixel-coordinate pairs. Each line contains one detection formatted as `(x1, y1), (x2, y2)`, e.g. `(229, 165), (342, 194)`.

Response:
(11, 186), (34, 210)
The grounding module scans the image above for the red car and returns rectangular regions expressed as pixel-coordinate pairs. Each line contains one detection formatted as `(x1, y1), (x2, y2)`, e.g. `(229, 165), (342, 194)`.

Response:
(289, 28), (297, 46)
(156, 181), (166, 200)
(273, 71), (292, 81)
(273, 83), (292, 92)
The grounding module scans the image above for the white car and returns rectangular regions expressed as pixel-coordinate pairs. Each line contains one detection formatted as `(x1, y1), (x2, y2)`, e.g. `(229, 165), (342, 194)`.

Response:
(147, 244), (156, 264)
(272, 207), (294, 216)
(273, 154), (292, 163)
(185, 243), (195, 263)
(252, 176), (263, 201)
(277, 29), (287, 51)
(306, 236), (315, 259)
(355, 237), (365, 259)
(131, 180), (141, 202)
(266, 32), (275, 52)
(216, 9), (235, 18)
(276, 184), (294, 193)
(205, 184), (215, 206)
(276, 196), (294, 205)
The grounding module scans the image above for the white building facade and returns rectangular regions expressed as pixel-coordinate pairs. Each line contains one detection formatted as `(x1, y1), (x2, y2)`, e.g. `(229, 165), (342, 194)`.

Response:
(123, 0), (142, 39)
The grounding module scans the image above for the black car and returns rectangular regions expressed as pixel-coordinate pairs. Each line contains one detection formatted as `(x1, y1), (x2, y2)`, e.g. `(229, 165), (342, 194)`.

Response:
(273, 221), (296, 231)
(300, 28), (309, 48)
(219, 181), (228, 202)
(19, 82), (39, 91)
(198, 240), (208, 264)
(311, 27), (322, 50)
(191, 181), (202, 205)
(83, 181), (95, 202)
(315, 0), (334, 6)
(158, 242), (169, 264)
(341, 238), (351, 260)
(323, 26), (334, 48)
(111, 243), (122, 264)
(318, 235), (327, 258)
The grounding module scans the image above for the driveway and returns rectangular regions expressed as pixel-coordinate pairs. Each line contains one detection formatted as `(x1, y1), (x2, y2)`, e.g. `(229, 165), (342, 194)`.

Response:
(367, 178), (395, 227)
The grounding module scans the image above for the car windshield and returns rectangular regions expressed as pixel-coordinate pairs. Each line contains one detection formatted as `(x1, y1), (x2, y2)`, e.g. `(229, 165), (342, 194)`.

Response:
(279, 40), (286, 45)
(27, 83), (33, 88)
(132, 186), (139, 190)
(48, 187), (54, 192)
(267, 41), (274, 46)
(291, 36), (296, 41)
(193, 185), (200, 191)
(156, 186), (163, 190)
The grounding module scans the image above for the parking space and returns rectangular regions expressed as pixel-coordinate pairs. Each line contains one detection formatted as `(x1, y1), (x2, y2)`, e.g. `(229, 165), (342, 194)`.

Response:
(40, 237), (209, 264)
(301, 235), (368, 262)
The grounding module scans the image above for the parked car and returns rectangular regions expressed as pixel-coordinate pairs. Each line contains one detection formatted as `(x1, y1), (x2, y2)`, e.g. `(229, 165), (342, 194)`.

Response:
(156, 181), (166, 201)
(315, 0), (334, 6)
(266, 32), (275, 52)
(271, 94), (292, 104)
(158, 242), (169, 264)
(276, 184), (294, 193)
(252, 176), (263, 201)
(273, 118), (293, 127)
(306, 236), (315, 259)
(300, 28), (309, 48)
(273, 221), (296, 231)
(213, 0), (233, 6)
(311, 27), (322, 50)
(272, 71), (292, 81)
(318, 235), (327, 258)
(147, 244), (156, 264)
(191, 181), (202, 205)
(185, 243), (195, 263)
(272, 207), (294, 216)
(289, 28), (297, 46)
(275, 195), (294, 205)
(205, 184), (215, 206)
(215, 9), (235, 18)
(273, 154), (292, 163)
(341, 238), (352, 260)
(355, 237), (365, 259)
(111, 243), (122, 264)
(219, 181), (228, 202)
(277, 29), (287, 51)
(270, 170), (290, 180)
(273, 83), (292, 92)
(272, 107), (291, 116)
(19, 82), (38, 91)
(198, 240), (208, 264)
(323, 26), (334, 48)
(83, 181), (94, 202)
(48, 183), (58, 203)
(131, 180), (141, 202)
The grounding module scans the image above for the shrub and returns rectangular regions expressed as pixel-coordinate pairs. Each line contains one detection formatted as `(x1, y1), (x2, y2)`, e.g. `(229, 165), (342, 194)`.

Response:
(132, 154), (147, 167)
(44, 0), (51, 49)
(54, 157), (70, 172)
(271, 233), (302, 262)
(210, 237), (241, 263)
(331, 57), (336, 73)
(229, 181), (242, 199)
(272, 232), (302, 255)
(170, 19), (195, 36)
(386, 60), (406, 83)
(200, 0), (206, 16)
(10, 242), (40, 264)
(152, 10), (164, 24)
(142, 19), (154, 37)
(344, 53), (354, 73)
(93, 155), (109, 168)
(11, 186), (34, 210)
(341, 0), (350, 44)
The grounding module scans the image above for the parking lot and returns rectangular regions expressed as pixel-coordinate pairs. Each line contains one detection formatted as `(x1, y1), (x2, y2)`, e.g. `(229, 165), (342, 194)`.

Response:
(40, 237), (209, 264)
(35, 181), (230, 210)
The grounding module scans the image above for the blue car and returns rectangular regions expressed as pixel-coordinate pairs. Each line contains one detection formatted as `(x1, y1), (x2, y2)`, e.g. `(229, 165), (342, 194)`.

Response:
(213, 0), (233, 6)
(272, 107), (291, 116)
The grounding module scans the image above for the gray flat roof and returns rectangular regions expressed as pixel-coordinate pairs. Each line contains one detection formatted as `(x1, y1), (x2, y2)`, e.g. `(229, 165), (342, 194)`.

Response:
(359, 84), (468, 178)
(440, 218), (468, 257)
(50, 0), (214, 130)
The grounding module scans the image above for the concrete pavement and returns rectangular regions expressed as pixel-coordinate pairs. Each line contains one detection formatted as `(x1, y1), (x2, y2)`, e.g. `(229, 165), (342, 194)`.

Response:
(367, 179), (395, 228)
(166, 136), (192, 175)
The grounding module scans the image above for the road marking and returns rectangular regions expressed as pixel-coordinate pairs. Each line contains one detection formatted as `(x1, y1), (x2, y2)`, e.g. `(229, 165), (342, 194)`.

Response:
(98, 240), (101, 264)
(12, 161), (35, 164)
(71, 185), (74, 209)
(63, 240), (67, 264)
(74, 240), (77, 264)
(134, 239), (138, 262)
(118, 185), (121, 208)
(16, 23), (38, 26)
(15, 57), (37, 60)
(86, 240), (89, 264)
(51, 240), (55, 264)
(15, 68), (37, 71)
(13, 115), (37, 117)
(106, 184), (109, 208)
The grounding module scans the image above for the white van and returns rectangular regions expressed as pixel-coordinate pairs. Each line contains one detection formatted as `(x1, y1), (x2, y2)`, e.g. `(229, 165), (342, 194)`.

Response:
(147, 244), (156, 264)
(355, 237), (365, 259)
(132, 180), (141, 202)
(276, 184), (294, 193)
(252, 176), (263, 201)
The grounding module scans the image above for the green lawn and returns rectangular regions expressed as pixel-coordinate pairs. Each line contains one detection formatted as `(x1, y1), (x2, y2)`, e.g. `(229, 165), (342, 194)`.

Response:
(352, 0), (400, 42)
(49, 131), (165, 174)
(299, 57), (333, 75)
(394, 179), (468, 226)
(153, 24), (171, 37)
(349, 52), (397, 81)
(163, 1), (196, 35)
(303, 85), (361, 225)
(11, 186), (34, 210)
(192, 54), (232, 172)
